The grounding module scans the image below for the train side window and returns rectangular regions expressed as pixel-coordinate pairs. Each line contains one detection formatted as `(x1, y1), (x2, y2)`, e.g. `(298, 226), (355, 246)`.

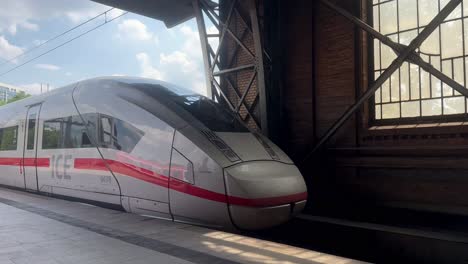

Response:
(100, 116), (112, 146)
(43, 115), (95, 149)
(27, 114), (36, 150)
(0, 126), (18, 151)
(64, 116), (93, 148)
(43, 119), (63, 149)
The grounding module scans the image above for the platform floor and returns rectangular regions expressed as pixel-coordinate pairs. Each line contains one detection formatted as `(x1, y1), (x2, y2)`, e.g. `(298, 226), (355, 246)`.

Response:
(0, 187), (366, 264)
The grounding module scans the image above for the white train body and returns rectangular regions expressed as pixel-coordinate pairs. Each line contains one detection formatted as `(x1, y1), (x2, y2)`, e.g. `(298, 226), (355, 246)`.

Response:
(0, 77), (307, 230)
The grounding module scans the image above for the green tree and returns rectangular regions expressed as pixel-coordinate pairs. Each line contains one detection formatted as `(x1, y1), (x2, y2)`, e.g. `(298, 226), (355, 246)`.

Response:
(0, 91), (31, 106)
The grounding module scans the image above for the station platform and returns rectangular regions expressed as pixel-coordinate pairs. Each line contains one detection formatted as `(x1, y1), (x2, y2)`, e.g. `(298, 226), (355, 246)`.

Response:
(0, 187), (365, 264)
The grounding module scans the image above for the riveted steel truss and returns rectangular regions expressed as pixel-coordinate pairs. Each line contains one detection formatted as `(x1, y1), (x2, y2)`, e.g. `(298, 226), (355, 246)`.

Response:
(305, 0), (466, 160)
(192, 0), (271, 135)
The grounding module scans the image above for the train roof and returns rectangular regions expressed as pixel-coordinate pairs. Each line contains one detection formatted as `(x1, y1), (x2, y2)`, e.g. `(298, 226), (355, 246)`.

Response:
(79, 76), (202, 96)
(0, 77), (203, 110)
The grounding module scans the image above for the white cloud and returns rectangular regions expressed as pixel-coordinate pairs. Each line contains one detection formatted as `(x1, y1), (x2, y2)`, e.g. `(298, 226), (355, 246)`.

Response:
(67, 7), (124, 24)
(65, 72), (72, 76)
(117, 19), (159, 43)
(178, 25), (202, 59)
(35, 63), (60, 71)
(135, 24), (208, 95)
(32, 39), (46, 46)
(136, 53), (164, 80)
(0, 36), (23, 62)
(19, 83), (54, 95)
(160, 51), (198, 74)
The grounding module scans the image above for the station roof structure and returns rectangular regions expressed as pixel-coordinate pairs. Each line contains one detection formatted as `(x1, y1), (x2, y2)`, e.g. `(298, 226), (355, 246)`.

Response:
(91, 0), (199, 28)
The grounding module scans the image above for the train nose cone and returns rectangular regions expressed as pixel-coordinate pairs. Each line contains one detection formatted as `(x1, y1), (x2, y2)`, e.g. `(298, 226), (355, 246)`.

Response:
(224, 161), (307, 230)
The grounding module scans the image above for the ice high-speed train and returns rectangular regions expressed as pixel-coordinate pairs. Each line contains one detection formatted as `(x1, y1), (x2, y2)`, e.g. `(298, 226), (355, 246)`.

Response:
(0, 77), (307, 230)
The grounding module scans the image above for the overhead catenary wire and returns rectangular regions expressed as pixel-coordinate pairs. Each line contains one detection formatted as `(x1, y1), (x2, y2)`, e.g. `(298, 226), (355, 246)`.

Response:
(0, 11), (128, 79)
(0, 8), (117, 68)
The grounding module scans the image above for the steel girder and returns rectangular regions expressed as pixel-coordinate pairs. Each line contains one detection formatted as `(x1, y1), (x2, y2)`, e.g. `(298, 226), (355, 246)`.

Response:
(192, 0), (271, 135)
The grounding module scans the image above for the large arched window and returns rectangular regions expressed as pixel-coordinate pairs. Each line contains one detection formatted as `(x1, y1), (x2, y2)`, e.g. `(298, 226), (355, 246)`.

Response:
(372, 0), (467, 122)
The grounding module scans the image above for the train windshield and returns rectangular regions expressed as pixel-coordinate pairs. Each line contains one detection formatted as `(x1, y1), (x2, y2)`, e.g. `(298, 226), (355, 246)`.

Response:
(170, 94), (249, 132)
(120, 78), (249, 132)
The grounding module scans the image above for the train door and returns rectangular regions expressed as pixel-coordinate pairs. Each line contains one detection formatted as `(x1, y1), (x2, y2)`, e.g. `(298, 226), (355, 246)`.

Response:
(23, 104), (41, 191)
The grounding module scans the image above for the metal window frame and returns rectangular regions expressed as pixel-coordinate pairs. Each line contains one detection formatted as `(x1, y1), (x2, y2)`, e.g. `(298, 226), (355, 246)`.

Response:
(369, 0), (468, 125)
(303, 0), (465, 161)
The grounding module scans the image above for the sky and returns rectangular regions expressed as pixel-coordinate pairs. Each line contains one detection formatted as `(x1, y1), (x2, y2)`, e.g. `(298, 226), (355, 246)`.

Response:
(0, 0), (213, 96)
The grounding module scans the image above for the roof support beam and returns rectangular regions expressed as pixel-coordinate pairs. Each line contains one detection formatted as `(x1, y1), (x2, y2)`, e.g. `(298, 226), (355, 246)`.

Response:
(193, 0), (271, 134)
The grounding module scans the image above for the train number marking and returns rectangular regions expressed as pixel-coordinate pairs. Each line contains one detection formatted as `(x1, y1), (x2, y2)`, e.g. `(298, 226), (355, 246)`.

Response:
(100, 175), (112, 184)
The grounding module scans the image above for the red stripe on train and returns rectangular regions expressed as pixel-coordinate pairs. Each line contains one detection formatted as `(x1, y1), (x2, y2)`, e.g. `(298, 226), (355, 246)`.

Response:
(0, 157), (49, 167)
(74, 158), (169, 187)
(169, 177), (228, 204)
(228, 192), (308, 207)
(74, 158), (306, 208)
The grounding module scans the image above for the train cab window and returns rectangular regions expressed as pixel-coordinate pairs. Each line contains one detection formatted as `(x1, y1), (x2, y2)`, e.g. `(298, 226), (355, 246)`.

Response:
(98, 115), (143, 153)
(129, 82), (248, 133)
(113, 119), (144, 153)
(173, 95), (248, 132)
(0, 126), (18, 151)
(27, 114), (36, 150)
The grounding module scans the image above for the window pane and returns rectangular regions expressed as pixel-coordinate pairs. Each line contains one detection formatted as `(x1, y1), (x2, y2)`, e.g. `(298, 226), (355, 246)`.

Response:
(390, 70), (400, 102)
(380, 1), (397, 34)
(382, 78), (391, 103)
(43, 115), (95, 149)
(382, 103), (400, 119)
(399, 0), (417, 31)
(441, 20), (463, 59)
(402, 101), (420, 117)
(0, 126), (18, 151)
(401, 63), (410, 101)
(27, 114), (36, 150)
(373, 5), (380, 31)
(113, 118), (144, 153)
(375, 105), (382, 120)
(454, 58), (464, 96)
(410, 63), (420, 100)
(374, 40), (381, 70)
(422, 99), (442, 116)
(100, 116), (112, 144)
(421, 70), (431, 99)
(431, 75), (442, 98)
(64, 116), (93, 148)
(419, 0), (438, 27)
(43, 120), (62, 149)
(444, 96), (465, 114)
(375, 87), (381, 104)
